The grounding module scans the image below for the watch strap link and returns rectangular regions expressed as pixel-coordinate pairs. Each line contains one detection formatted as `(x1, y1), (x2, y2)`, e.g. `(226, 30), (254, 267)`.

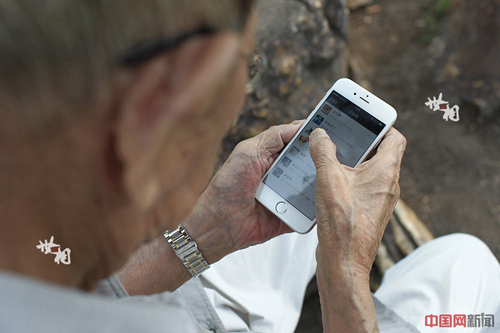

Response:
(164, 225), (210, 277)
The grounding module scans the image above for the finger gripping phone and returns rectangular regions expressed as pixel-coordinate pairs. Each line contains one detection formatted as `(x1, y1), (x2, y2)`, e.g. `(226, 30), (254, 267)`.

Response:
(255, 78), (397, 233)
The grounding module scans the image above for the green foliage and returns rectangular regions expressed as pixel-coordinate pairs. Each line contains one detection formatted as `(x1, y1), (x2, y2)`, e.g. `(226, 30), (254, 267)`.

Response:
(421, 0), (452, 43)
(434, 0), (451, 17)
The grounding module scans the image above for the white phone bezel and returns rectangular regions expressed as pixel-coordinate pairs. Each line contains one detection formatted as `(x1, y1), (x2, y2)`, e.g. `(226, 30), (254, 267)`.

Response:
(255, 78), (397, 234)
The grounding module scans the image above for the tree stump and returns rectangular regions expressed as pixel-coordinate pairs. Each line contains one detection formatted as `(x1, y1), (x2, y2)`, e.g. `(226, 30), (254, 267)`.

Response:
(218, 0), (349, 166)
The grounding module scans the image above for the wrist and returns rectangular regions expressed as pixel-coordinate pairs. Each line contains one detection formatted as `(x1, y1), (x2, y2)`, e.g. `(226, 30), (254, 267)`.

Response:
(316, 249), (371, 297)
(316, 238), (373, 281)
(181, 195), (236, 264)
(164, 225), (211, 277)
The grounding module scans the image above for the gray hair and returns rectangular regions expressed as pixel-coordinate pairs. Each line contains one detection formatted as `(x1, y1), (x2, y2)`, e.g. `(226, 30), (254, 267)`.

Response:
(0, 0), (251, 130)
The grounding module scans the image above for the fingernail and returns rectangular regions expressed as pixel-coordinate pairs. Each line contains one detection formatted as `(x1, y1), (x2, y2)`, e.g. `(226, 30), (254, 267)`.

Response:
(310, 128), (328, 140)
(291, 119), (306, 125)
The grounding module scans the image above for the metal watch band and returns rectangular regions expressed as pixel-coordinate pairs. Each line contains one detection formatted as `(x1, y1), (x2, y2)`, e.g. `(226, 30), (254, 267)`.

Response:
(164, 224), (210, 277)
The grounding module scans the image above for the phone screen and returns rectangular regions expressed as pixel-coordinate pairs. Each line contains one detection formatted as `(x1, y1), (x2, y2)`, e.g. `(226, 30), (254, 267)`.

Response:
(263, 90), (385, 220)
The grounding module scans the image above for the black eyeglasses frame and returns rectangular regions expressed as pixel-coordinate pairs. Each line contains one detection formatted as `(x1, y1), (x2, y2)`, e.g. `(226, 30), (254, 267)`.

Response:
(120, 27), (216, 66)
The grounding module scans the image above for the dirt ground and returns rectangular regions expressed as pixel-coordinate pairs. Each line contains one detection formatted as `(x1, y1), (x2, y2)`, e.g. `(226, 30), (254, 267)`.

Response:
(349, 0), (500, 259)
(297, 0), (500, 331)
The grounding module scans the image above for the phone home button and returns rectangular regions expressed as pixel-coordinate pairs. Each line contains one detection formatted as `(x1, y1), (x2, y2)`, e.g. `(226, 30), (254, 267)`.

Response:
(275, 202), (288, 214)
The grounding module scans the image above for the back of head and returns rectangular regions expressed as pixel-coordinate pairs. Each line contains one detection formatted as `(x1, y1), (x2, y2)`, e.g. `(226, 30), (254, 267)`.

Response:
(0, 0), (255, 291)
(0, 0), (252, 132)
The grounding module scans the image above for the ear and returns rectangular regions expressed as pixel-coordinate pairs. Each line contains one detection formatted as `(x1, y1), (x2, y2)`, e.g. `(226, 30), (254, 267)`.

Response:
(112, 32), (239, 211)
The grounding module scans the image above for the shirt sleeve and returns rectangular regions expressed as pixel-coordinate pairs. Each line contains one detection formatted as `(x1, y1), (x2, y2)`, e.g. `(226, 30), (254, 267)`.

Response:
(94, 275), (224, 333)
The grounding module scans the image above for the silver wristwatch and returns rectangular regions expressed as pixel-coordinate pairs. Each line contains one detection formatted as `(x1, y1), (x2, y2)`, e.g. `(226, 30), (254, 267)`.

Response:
(164, 225), (210, 277)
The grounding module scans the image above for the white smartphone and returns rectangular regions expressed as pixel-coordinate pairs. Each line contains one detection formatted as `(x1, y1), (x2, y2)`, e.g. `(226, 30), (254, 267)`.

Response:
(255, 78), (397, 234)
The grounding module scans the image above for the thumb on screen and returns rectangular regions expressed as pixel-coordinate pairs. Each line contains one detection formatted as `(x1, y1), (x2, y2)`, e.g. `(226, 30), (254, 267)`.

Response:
(309, 128), (341, 171)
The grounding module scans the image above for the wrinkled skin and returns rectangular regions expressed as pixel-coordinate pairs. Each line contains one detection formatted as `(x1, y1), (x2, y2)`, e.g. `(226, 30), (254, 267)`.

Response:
(310, 127), (406, 276)
(183, 121), (306, 262)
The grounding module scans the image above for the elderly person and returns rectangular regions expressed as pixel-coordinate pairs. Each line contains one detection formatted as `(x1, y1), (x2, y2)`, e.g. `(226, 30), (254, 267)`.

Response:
(1, 1), (498, 333)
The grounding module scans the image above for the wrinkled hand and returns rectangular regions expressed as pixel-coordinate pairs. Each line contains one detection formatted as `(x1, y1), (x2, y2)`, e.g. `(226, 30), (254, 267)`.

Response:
(309, 127), (406, 278)
(183, 121), (304, 264)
